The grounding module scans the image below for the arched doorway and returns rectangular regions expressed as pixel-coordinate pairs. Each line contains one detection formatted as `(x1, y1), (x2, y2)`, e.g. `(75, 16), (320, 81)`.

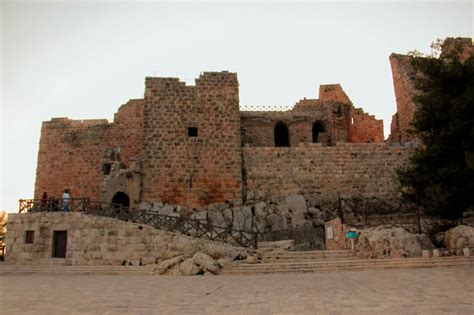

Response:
(312, 122), (325, 143)
(112, 191), (130, 208)
(274, 122), (290, 147)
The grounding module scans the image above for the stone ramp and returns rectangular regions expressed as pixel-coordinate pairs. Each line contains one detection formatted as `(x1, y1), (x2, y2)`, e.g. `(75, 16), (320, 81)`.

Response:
(223, 250), (474, 275)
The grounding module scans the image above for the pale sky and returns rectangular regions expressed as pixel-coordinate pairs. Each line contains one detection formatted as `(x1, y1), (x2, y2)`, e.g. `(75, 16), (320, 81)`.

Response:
(1, 1), (472, 212)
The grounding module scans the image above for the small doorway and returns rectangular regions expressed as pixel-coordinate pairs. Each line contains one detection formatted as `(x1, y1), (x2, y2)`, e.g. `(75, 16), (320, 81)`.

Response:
(112, 191), (130, 208)
(52, 231), (67, 258)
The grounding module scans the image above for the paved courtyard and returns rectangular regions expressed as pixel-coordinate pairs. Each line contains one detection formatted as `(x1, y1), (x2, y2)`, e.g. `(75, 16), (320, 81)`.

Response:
(1, 268), (473, 314)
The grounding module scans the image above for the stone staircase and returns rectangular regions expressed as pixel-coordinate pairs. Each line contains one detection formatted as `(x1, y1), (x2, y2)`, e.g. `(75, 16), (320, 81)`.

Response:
(221, 250), (474, 275)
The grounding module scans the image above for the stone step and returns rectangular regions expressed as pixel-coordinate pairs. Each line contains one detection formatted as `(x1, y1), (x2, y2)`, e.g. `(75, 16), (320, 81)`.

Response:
(262, 253), (358, 261)
(227, 260), (474, 271)
(262, 250), (355, 257)
(222, 257), (474, 275)
(222, 263), (474, 275)
(0, 265), (154, 275)
(225, 260), (474, 270)
(233, 256), (474, 267)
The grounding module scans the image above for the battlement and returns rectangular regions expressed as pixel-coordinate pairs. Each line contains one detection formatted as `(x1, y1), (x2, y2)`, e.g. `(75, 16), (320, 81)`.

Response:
(195, 71), (238, 86)
(45, 117), (110, 127)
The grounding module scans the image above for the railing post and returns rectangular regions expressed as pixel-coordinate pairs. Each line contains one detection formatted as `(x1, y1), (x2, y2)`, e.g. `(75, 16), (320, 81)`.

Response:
(254, 231), (258, 249)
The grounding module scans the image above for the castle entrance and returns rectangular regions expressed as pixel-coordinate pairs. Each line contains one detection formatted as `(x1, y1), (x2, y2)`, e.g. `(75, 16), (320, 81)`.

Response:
(112, 191), (130, 208)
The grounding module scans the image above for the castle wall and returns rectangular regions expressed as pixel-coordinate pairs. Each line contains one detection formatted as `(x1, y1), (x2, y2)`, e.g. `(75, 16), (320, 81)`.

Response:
(242, 143), (413, 201)
(34, 100), (144, 201)
(141, 73), (242, 208)
(240, 103), (352, 147)
(388, 54), (417, 143)
(349, 108), (384, 143)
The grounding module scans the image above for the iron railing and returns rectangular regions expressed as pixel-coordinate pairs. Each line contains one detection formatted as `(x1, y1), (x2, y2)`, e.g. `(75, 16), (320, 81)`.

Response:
(18, 199), (258, 249)
(19, 198), (91, 213)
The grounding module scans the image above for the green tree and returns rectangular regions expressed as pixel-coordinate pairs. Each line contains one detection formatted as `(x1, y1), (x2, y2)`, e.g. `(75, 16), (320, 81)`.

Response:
(398, 40), (474, 219)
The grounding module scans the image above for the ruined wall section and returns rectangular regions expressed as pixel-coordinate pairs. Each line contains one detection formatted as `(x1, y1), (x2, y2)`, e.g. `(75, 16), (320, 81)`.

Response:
(34, 100), (144, 200)
(349, 108), (384, 143)
(388, 38), (473, 143)
(142, 73), (242, 208)
(241, 102), (352, 147)
(108, 99), (145, 164)
(242, 143), (413, 201)
(319, 84), (352, 104)
(388, 54), (417, 143)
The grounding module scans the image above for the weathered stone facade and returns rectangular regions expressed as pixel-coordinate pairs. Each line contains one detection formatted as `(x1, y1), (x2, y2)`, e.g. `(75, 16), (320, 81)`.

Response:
(243, 143), (412, 201)
(5, 213), (249, 266)
(34, 74), (393, 210)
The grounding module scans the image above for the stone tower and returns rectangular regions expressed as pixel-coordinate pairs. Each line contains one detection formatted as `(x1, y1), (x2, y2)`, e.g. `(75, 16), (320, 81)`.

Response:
(141, 72), (243, 208)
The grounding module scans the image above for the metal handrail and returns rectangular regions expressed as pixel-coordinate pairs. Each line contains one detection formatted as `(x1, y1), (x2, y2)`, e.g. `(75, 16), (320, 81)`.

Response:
(18, 199), (258, 249)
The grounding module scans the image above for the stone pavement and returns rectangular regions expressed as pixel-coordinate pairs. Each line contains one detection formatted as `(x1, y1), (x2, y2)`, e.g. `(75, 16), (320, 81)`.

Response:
(1, 268), (473, 314)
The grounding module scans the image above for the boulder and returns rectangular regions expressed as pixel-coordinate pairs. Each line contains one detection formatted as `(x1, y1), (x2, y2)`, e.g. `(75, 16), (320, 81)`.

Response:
(191, 211), (207, 221)
(356, 225), (435, 258)
(284, 194), (308, 228)
(192, 252), (219, 274)
(160, 204), (175, 216)
(444, 225), (474, 255)
(154, 255), (185, 275)
(179, 258), (201, 276)
(432, 231), (446, 248)
(254, 202), (267, 218)
(233, 206), (253, 231)
(216, 258), (229, 268)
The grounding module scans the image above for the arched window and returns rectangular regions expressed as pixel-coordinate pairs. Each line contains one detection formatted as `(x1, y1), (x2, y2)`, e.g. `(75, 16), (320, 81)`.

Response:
(312, 122), (325, 143)
(274, 122), (290, 147)
(112, 191), (130, 208)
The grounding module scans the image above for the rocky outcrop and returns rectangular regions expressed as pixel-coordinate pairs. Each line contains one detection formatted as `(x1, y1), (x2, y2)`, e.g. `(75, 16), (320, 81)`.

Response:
(444, 225), (474, 255)
(139, 193), (328, 250)
(156, 252), (223, 276)
(355, 225), (435, 258)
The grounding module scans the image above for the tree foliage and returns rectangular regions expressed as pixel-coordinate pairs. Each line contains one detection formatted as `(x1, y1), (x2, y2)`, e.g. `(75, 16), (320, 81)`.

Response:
(398, 40), (474, 219)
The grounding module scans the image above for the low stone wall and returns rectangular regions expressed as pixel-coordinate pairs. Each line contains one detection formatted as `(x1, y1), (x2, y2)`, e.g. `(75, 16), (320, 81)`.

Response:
(5, 213), (249, 266)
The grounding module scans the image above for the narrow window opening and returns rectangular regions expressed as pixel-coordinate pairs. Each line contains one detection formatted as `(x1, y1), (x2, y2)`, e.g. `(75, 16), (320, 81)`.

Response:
(188, 127), (198, 137)
(274, 123), (290, 147)
(189, 175), (193, 189)
(25, 230), (35, 244)
(312, 122), (326, 143)
(102, 163), (112, 175)
(52, 231), (67, 258)
(336, 105), (343, 117)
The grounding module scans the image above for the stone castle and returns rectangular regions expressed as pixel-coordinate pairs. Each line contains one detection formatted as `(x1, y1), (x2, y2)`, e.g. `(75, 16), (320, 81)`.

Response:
(34, 38), (472, 212)
(4, 38), (473, 268)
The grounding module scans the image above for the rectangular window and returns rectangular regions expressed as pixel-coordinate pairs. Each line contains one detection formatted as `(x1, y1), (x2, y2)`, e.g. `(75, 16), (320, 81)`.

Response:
(25, 230), (35, 244)
(102, 163), (112, 175)
(188, 127), (198, 137)
(52, 231), (67, 258)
